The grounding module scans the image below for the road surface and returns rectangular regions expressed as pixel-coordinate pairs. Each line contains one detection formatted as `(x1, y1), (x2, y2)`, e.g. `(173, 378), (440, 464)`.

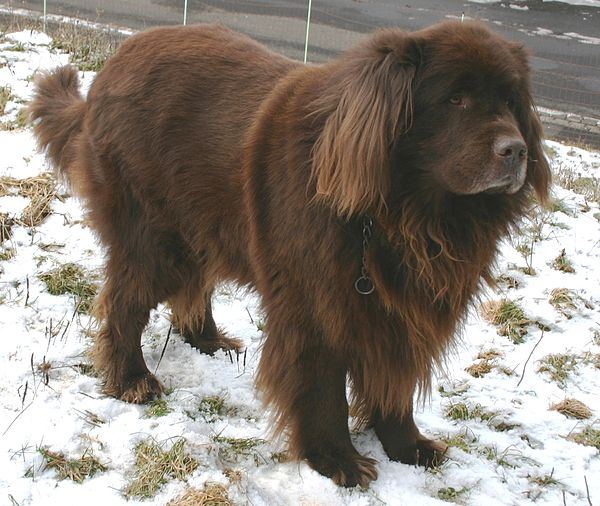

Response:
(3, 0), (600, 143)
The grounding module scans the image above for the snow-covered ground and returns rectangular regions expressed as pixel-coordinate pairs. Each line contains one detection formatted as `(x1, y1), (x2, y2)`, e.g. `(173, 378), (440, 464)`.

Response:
(0, 30), (599, 506)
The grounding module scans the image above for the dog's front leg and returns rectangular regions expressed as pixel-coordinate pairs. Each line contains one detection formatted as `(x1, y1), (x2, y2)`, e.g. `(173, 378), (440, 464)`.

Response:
(373, 402), (447, 467)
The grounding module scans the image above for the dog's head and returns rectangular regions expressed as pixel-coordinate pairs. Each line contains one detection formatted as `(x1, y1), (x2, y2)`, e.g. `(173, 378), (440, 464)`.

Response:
(311, 21), (551, 217)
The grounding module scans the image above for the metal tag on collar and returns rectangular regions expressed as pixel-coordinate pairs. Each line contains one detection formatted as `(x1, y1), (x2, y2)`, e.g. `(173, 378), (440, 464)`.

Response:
(355, 216), (375, 295)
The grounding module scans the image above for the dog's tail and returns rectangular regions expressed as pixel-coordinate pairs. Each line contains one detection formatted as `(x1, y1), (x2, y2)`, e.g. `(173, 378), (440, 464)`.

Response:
(29, 66), (86, 185)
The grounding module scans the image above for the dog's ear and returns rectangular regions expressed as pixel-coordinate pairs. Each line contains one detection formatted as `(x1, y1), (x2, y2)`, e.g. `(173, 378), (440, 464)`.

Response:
(522, 98), (551, 205)
(311, 32), (419, 217)
(509, 44), (551, 205)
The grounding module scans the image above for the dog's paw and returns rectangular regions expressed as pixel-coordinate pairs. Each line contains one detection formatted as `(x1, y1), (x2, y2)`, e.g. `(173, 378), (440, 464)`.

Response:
(415, 436), (448, 468)
(390, 436), (448, 468)
(110, 372), (164, 404)
(181, 327), (244, 356)
(306, 450), (378, 488)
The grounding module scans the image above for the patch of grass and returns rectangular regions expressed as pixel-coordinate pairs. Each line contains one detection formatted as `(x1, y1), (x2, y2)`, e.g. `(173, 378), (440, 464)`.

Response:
(0, 247), (15, 260)
(0, 173), (59, 226)
(0, 84), (12, 115)
(441, 429), (477, 453)
(6, 41), (26, 51)
(74, 362), (97, 376)
(477, 349), (502, 361)
(77, 409), (106, 427)
(568, 424), (600, 450)
(0, 212), (15, 243)
(496, 273), (520, 289)
(437, 382), (469, 398)
(168, 483), (231, 506)
(552, 249), (575, 273)
(481, 299), (530, 344)
(551, 398), (592, 420)
(582, 352), (600, 369)
(50, 24), (119, 71)
(528, 469), (560, 487)
(197, 395), (236, 422)
(465, 360), (493, 378)
(213, 436), (266, 464)
(548, 198), (574, 216)
(537, 353), (578, 387)
(437, 486), (469, 502)
(445, 402), (498, 423)
(478, 445), (532, 468)
(571, 177), (600, 203)
(38, 263), (98, 313)
(146, 398), (172, 418)
(38, 447), (107, 483)
(549, 288), (578, 318)
(125, 438), (198, 499)
(555, 163), (600, 203)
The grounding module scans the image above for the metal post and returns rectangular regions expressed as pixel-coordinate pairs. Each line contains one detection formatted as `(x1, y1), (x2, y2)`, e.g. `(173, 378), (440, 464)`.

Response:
(303, 0), (312, 63)
(43, 0), (47, 32)
(183, 0), (188, 25)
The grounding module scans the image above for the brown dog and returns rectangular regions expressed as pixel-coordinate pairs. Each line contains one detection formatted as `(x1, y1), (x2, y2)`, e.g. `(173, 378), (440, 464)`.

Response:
(30, 21), (550, 487)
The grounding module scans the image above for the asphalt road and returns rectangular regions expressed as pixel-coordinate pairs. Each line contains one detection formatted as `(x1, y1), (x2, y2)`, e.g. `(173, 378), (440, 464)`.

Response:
(3, 0), (600, 142)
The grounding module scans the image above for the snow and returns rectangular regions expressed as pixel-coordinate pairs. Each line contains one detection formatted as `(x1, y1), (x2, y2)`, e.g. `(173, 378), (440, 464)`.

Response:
(1, 30), (599, 506)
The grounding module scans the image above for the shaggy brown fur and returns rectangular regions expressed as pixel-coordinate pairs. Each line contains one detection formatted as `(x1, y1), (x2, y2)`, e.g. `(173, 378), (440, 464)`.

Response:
(30, 21), (550, 486)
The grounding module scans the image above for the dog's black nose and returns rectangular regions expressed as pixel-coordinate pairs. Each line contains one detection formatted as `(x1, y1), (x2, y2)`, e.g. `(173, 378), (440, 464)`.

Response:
(494, 137), (527, 165)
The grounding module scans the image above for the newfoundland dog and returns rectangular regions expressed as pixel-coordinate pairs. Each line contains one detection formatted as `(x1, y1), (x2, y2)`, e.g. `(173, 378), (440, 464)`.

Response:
(30, 21), (550, 486)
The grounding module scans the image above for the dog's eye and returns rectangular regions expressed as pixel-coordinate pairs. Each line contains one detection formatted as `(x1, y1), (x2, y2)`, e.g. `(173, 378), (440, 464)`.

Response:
(449, 95), (464, 106)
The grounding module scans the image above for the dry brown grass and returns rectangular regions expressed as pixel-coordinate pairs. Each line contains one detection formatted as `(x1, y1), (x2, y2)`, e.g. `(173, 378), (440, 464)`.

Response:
(125, 438), (198, 499)
(549, 288), (577, 318)
(568, 424), (600, 450)
(477, 349), (503, 360)
(551, 249), (575, 273)
(168, 483), (231, 506)
(0, 173), (59, 227)
(0, 212), (15, 242)
(554, 162), (600, 204)
(0, 84), (12, 115)
(38, 447), (107, 483)
(465, 360), (493, 378)
(551, 398), (592, 420)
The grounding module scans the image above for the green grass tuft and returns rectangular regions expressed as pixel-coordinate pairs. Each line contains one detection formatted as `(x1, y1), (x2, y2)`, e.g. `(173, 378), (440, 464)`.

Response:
(537, 353), (578, 387)
(437, 486), (469, 502)
(213, 436), (266, 464)
(38, 263), (98, 313)
(197, 395), (236, 422)
(146, 398), (172, 418)
(481, 299), (530, 344)
(444, 402), (498, 423)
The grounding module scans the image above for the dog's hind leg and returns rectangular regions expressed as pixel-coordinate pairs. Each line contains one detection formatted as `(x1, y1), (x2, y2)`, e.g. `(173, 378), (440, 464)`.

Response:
(92, 249), (166, 404)
(170, 285), (243, 355)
